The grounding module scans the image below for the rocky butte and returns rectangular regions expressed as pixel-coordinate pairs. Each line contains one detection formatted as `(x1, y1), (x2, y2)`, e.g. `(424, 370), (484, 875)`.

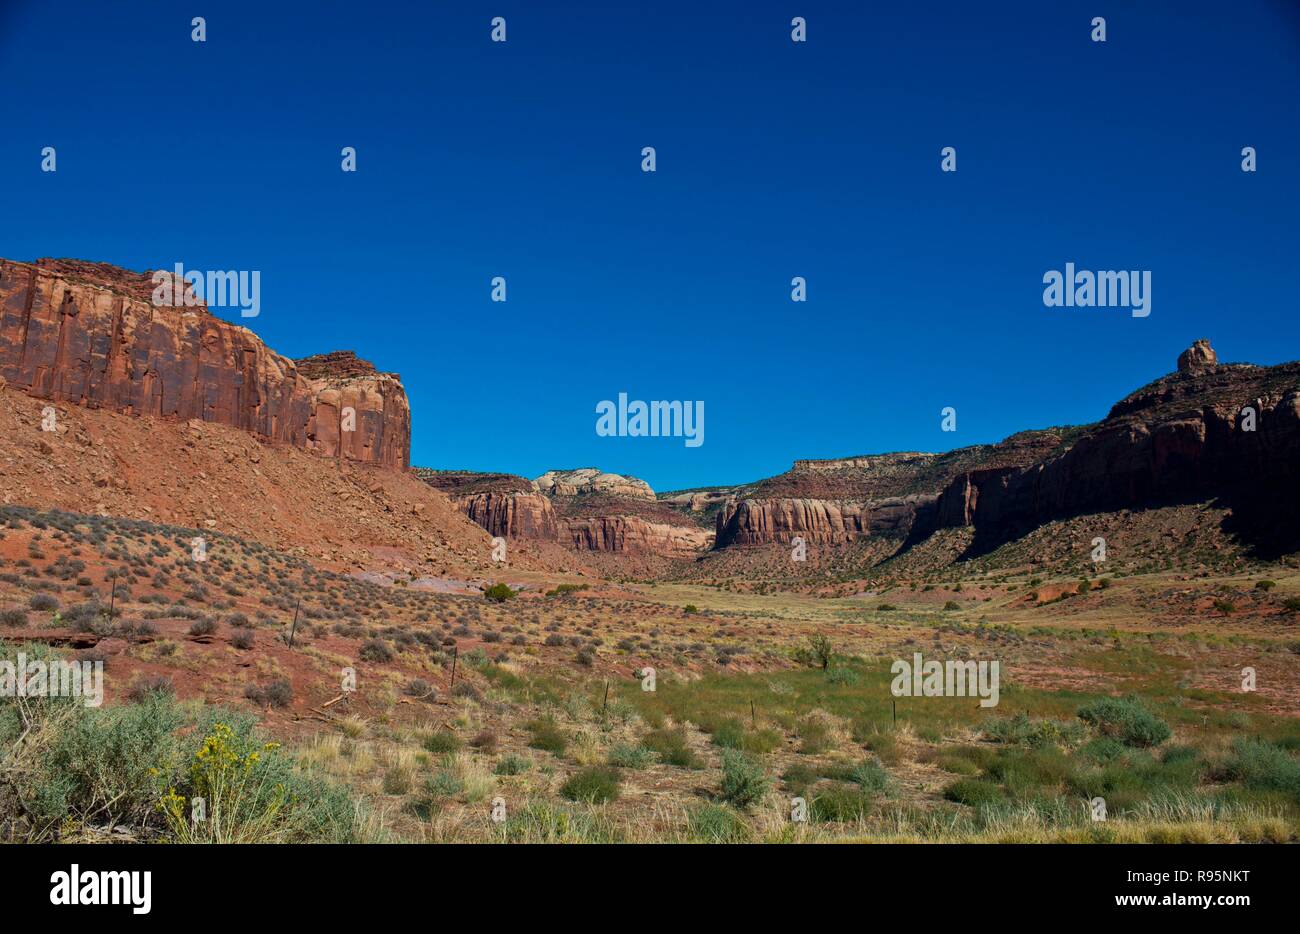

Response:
(0, 258), (410, 470)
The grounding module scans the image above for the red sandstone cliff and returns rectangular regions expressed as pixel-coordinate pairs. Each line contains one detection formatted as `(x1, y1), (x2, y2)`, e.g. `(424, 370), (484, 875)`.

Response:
(0, 258), (409, 470)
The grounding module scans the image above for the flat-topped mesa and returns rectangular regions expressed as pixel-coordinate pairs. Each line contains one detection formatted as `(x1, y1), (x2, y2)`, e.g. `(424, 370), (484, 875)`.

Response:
(0, 257), (410, 470)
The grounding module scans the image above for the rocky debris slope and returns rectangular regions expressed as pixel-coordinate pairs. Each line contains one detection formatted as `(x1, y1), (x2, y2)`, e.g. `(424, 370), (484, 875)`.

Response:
(0, 258), (409, 470)
(0, 383), (521, 577)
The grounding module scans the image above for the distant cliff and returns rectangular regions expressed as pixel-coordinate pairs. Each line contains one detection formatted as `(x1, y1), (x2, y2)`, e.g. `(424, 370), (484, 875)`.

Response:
(0, 258), (409, 470)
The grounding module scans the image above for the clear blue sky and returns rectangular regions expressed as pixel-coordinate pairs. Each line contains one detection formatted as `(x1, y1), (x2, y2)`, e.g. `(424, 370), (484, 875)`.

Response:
(2, 1), (1297, 491)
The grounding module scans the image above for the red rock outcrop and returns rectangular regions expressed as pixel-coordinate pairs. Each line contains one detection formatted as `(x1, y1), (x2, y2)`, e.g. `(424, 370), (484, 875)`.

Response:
(415, 467), (714, 555)
(561, 515), (712, 556)
(714, 495), (930, 546)
(461, 492), (559, 540)
(295, 351), (409, 469)
(0, 258), (409, 470)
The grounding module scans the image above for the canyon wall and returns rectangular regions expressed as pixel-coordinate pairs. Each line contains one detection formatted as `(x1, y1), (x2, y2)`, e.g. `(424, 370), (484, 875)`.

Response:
(0, 258), (409, 470)
(562, 515), (712, 556)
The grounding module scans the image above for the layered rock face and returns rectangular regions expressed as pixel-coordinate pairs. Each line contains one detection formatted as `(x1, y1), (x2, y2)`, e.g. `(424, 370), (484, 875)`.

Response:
(462, 492), (559, 540)
(416, 466), (714, 555)
(296, 351), (410, 469)
(0, 258), (409, 470)
(714, 495), (930, 546)
(563, 516), (712, 556)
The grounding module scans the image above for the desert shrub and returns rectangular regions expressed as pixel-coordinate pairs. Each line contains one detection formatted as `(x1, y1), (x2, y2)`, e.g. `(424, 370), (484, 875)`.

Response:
(404, 678), (435, 700)
(797, 717), (833, 755)
(560, 765), (621, 804)
(126, 675), (174, 704)
(607, 743), (655, 769)
(188, 617), (217, 637)
(845, 757), (890, 793)
(1255, 580), (1277, 591)
(826, 666), (859, 686)
(494, 754), (532, 776)
(230, 630), (254, 650)
(483, 583), (516, 603)
(526, 718), (568, 755)
(781, 762), (819, 795)
(425, 766), (464, 798)
(469, 730), (498, 753)
(423, 731), (462, 754)
(545, 583), (589, 597)
(793, 634), (833, 670)
(1219, 737), (1300, 799)
(1284, 597), (1300, 612)
(359, 638), (393, 662)
(710, 718), (782, 754)
(244, 678), (293, 709)
(687, 803), (751, 842)
(810, 783), (872, 822)
(942, 778), (1004, 808)
(227, 612), (252, 628)
(719, 750), (768, 809)
(640, 727), (701, 768)
(160, 715), (361, 843)
(0, 608), (27, 627)
(1077, 696), (1171, 748)
(943, 600), (961, 611)
(683, 604), (699, 615)
(1213, 599), (1236, 614)
(984, 712), (1084, 748)
(14, 690), (185, 834)
(383, 766), (413, 795)
(1079, 737), (1128, 764)
(452, 681), (482, 702)
(28, 594), (59, 612)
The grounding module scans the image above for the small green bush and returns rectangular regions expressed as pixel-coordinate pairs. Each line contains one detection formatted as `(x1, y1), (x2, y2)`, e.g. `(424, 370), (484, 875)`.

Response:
(494, 754), (532, 776)
(1077, 695), (1171, 748)
(719, 750), (768, 809)
(422, 731), (462, 754)
(526, 718), (568, 755)
(484, 583), (516, 603)
(942, 778), (1004, 808)
(640, 727), (701, 768)
(687, 803), (751, 842)
(810, 783), (872, 822)
(607, 744), (655, 769)
(560, 765), (621, 804)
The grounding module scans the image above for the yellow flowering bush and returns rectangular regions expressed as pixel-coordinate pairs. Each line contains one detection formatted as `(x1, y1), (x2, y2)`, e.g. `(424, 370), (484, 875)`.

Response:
(158, 722), (293, 843)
